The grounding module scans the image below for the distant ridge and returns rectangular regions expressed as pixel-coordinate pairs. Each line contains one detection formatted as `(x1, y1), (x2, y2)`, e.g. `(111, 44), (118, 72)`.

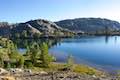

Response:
(55, 18), (120, 33)
(0, 18), (120, 38)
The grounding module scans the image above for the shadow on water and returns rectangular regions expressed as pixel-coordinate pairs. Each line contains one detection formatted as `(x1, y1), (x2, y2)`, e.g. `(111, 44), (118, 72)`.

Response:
(105, 36), (109, 43)
(105, 36), (118, 44)
(12, 38), (60, 49)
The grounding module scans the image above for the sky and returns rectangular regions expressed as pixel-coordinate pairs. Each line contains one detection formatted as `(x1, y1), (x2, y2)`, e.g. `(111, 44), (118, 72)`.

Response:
(0, 0), (120, 23)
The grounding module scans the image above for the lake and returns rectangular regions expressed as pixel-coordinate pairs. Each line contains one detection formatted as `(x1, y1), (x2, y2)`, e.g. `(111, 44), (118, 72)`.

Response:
(16, 36), (120, 72)
(49, 36), (120, 72)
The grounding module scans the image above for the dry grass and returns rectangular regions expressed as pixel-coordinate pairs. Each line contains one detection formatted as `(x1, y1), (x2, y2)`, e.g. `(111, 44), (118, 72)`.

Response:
(31, 62), (104, 77)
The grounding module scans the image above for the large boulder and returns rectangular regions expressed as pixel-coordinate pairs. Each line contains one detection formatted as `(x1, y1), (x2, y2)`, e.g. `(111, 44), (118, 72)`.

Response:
(0, 76), (15, 80)
(0, 68), (9, 75)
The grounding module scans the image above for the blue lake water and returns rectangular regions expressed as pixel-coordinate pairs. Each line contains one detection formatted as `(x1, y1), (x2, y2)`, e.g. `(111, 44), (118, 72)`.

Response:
(49, 36), (120, 72)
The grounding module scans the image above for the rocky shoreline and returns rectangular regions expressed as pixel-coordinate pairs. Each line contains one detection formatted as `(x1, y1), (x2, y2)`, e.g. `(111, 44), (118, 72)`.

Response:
(0, 64), (119, 80)
(0, 69), (119, 80)
(13, 72), (116, 80)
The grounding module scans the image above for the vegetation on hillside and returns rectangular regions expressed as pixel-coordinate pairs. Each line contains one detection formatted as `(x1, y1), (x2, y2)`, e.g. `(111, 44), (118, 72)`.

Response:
(0, 37), (53, 68)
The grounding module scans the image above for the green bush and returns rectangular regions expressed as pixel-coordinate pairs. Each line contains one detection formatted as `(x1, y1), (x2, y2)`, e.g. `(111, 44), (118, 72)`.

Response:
(24, 61), (33, 68)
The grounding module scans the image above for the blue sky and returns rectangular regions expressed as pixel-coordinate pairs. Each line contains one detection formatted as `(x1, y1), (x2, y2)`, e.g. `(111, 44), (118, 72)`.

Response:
(0, 0), (120, 23)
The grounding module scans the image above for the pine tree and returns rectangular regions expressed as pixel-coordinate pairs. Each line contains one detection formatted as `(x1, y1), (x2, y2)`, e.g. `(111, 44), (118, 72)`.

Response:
(0, 50), (4, 67)
(40, 43), (52, 67)
(29, 42), (40, 65)
(22, 30), (28, 38)
(18, 56), (24, 68)
(7, 41), (19, 60)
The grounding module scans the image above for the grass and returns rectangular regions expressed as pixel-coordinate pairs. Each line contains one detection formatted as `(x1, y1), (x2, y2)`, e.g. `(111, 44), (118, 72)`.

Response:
(73, 64), (104, 76)
(31, 62), (104, 77)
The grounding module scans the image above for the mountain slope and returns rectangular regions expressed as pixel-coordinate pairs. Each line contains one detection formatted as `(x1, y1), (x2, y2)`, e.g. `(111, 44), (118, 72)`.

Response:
(0, 19), (71, 38)
(55, 18), (120, 33)
(0, 22), (11, 37)
(1, 18), (120, 38)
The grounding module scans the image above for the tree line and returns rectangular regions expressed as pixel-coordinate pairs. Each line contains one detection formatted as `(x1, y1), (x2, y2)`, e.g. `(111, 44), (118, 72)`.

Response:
(0, 37), (54, 69)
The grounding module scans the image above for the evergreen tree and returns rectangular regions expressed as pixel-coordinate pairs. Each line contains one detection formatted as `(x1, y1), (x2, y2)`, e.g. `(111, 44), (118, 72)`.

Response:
(0, 49), (4, 67)
(0, 38), (25, 68)
(7, 41), (19, 60)
(18, 56), (24, 68)
(22, 30), (27, 38)
(15, 33), (20, 38)
(6, 40), (21, 68)
(26, 46), (30, 56)
(29, 42), (40, 65)
(40, 43), (52, 67)
(33, 33), (41, 38)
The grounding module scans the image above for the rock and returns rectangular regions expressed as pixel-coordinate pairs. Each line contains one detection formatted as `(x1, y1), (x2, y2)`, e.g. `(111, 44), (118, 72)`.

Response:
(56, 18), (120, 33)
(3, 71), (115, 80)
(39, 71), (48, 74)
(24, 69), (32, 74)
(9, 68), (23, 74)
(0, 68), (9, 75)
(59, 67), (71, 71)
(0, 76), (15, 80)
(93, 75), (97, 78)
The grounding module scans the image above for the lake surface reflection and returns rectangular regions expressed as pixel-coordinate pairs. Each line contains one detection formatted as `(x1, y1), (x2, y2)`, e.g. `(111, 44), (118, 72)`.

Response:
(49, 36), (120, 72)
(15, 36), (120, 72)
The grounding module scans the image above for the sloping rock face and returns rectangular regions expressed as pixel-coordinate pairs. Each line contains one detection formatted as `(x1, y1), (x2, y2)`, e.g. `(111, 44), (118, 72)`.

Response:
(26, 19), (62, 32)
(0, 19), (66, 38)
(11, 19), (65, 38)
(11, 23), (41, 38)
(0, 22), (11, 37)
(56, 18), (120, 32)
